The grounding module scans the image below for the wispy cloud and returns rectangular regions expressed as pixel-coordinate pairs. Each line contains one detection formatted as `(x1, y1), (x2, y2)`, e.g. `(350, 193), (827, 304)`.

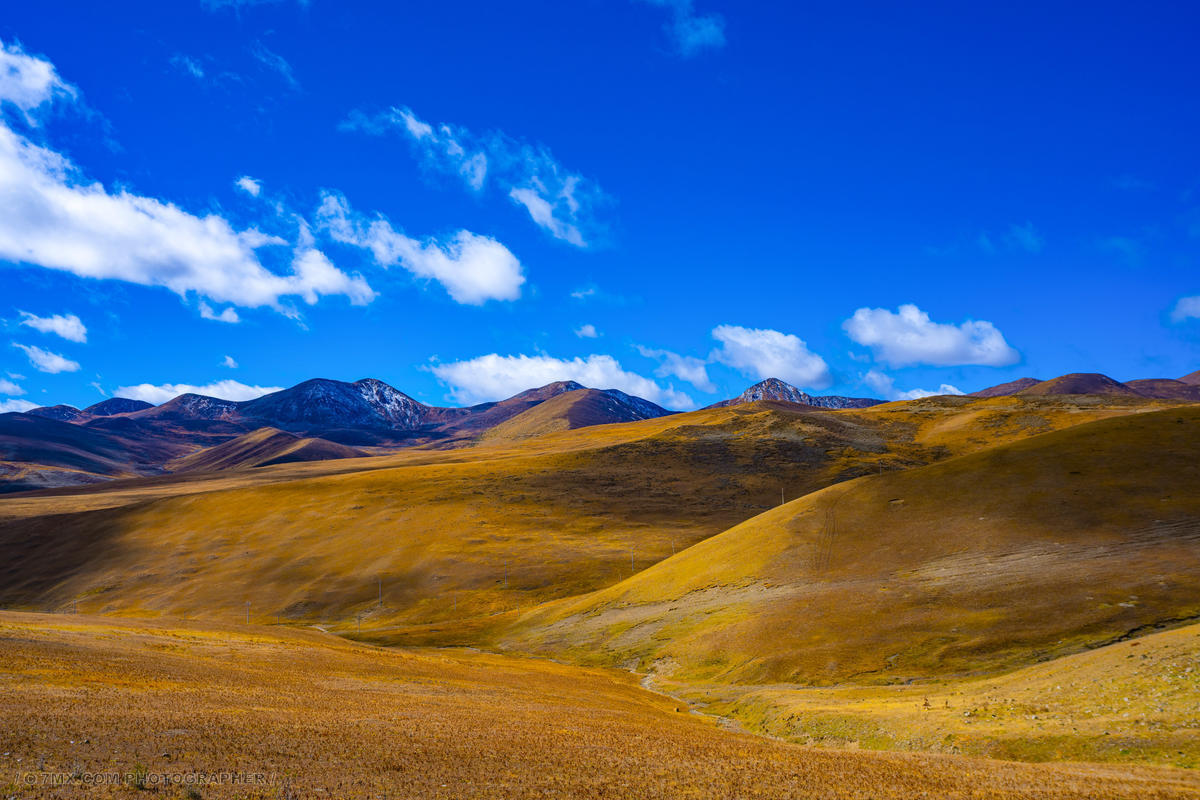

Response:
(18, 311), (87, 342)
(199, 301), (241, 323)
(430, 353), (693, 409)
(710, 325), (832, 389)
(249, 41), (299, 90)
(1171, 295), (1200, 323)
(575, 324), (599, 339)
(13, 343), (80, 373)
(343, 106), (607, 247)
(844, 304), (1018, 368)
(316, 191), (525, 304)
(0, 377), (24, 395)
(1005, 221), (1044, 253)
(637, 0), (726, 57)
(221, 355), (238, 369)
(170, 54), (205, 80)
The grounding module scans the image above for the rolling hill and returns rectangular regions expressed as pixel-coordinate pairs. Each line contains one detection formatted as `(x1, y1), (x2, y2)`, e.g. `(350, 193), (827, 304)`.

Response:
(497, 405), (1200, 686)
(168, 427), (367, 472)
(484, 388), (670, 441)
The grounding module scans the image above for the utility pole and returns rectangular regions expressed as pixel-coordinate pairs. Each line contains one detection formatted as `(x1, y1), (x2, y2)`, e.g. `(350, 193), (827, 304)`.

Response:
(781, 487), (785, 506)
(245, 601), (250, 624)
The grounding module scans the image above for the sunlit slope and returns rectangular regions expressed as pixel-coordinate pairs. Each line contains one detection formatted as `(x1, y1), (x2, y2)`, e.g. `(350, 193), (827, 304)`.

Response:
(168, 427), (366, 471)
(500, 406), (1200, 685)
(0, 403), (898, 624)
(0, 396), (1184, 633)
(484, 388), (663, 441)
(671, 621), (1200, 768)
(5, 613), (1195, 800)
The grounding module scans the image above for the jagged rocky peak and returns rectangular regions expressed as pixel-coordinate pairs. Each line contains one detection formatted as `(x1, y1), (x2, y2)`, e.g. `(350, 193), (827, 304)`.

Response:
(353, 378), (429, 427)
(711, 378), (883, 410)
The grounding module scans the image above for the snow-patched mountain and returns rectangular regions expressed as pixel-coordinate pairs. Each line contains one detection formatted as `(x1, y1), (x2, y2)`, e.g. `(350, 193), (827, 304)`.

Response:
(84, 398), (154, 416)
(239, 378), (432, 430)
(708, 378), (883, 410)
(27, 404), (85, 422)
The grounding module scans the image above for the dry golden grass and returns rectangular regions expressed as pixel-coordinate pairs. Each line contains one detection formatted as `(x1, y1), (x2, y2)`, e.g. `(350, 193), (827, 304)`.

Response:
(498, 405), (1200, 687)
(660, 622), (1200, 769)
(3, 612), (1199, 799)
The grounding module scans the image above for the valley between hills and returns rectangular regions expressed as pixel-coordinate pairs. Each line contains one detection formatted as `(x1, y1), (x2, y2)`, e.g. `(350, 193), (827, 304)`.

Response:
(2, 372), (1200, 798)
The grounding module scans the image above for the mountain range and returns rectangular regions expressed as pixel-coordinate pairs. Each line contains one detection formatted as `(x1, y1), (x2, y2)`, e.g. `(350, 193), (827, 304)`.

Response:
(2, 369), (1198, 493)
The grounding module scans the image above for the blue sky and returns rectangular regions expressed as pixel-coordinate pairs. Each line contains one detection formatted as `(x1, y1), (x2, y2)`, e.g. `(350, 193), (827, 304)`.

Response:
(1, 1), (1198, 412)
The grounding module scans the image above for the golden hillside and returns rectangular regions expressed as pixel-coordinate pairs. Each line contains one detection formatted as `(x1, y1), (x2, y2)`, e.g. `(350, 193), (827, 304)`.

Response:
(498, 405), (1200, 685)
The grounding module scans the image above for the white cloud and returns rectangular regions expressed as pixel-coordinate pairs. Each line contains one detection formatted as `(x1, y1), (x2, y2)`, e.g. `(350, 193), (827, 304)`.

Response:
(0, 377), (23, 395)
(0, 398), (37, 413)
(571, 286), (597, 300)
(430, 353), (693, 409)
(235, 175), (262, 196)
(843, 304), (1018, 368)
(89, 380), (106, 396)
(863, 369), (964, 401)
(171, 54), (205, 80)
(198, 301), (241, 323)
(13, 342), (80, 373)
(249, 41), (298, 90)
(344, 106), (605, 247)
(638, 0), (726, 57)
(0, 40), (76, 120)
(316, 191), (524, 304)
(221, 355), (238, 369)
(18, 311), (87, 342)
(0, 44), (375, 316)
(1171, 296), (1200, 323)
(575, 324), (599, 338)
(114, 379), (283, 404)
(636, 345), (715, 392)
(710, 325), (832, 389)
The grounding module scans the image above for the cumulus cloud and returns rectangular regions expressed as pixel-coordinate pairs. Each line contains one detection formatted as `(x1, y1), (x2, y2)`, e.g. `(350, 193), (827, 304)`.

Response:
(0, 398), (37, 413)
(843, 304), (1018, 368)
(343, 106), (605, 247)
(114, 379), (283, 404)
(18, 311), (86, 342)
(235, 175), (262, 196)
(221, 355), (238, 369)
(0, 377), (23, 395)
(13, 342), (80, 373)
(636, 345), (715, 392)
(638, 0), (726, 57)
(575, 324), (599, 338)
(0, 39), (76, 120)
(863, 369), (964, 401)
(316, 191), (524, 304)
(430, 353), (693, 409)
(198, 301), (241, 323)
(1171, 296), (1200, 323)
(0, 41), (375, 317)
(710, 325), (832, 389)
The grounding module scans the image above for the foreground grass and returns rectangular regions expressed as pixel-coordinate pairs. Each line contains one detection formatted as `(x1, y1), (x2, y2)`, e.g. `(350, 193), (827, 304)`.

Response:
(657, 622), (1200, 770)
(3, 612), (1200, 799)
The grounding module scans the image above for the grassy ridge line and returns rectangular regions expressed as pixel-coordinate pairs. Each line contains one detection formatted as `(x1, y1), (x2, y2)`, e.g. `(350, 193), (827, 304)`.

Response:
(496, 405), (1200, 686)
(2, 611), (1199, 799)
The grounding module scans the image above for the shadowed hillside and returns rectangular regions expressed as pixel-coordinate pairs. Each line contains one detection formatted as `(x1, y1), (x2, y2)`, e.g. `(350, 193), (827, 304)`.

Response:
(497, 406), (1200, 686)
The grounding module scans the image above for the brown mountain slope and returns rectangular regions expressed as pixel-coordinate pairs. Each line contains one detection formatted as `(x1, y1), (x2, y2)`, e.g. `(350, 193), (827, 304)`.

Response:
(484, 388), (664, 442)
(1179, 369), (1200, 385)
(1127, 378), (1200, 401)
(1017, 372), (1142, 396)
(967, 377), (1042, 397)
(498, 405), (1200, 686)
(169, 427), (367, 472)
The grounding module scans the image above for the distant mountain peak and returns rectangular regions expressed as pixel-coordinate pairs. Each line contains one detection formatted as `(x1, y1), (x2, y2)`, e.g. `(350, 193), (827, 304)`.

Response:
(709, 378), (883, 410)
